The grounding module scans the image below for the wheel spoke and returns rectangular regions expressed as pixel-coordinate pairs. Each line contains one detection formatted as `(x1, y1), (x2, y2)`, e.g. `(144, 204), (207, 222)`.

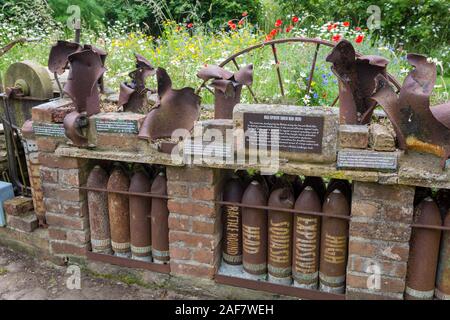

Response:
(306, 43), (320, 95)
(231, 58), (259, 103)
(271, 44), (285, 97)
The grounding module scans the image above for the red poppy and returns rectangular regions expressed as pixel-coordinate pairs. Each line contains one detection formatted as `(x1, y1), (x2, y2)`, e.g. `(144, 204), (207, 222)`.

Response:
(286, 25), (293, 33)
(343, 21), (350, 27)
(332, 34), (342, 42)
(242, 11), (248, 17)
(275, 19), (283, 27)
(227, 20), (233, 26)
(187, 22), (193, 28)
(230, 23), (237, 30)
(327, 23), (334, 31)
(292, 16), (299, 23)
(265, 34), (273, 42)
(270, 29), (278, 36)
(355, 34), (364, 44)
(355, 26), (361, 31)
(238, 18), (244, 25)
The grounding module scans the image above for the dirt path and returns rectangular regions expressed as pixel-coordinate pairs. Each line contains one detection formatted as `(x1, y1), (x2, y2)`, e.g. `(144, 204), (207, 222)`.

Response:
(0, 246), (210, 300)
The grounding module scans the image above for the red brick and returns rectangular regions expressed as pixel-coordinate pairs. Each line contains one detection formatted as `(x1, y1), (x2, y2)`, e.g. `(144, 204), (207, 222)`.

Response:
(350, 220), (411, 242)
(191, 186), (215, 201)
(6, 213), (38, 232)
(168, 200), (214, 217)
(41, 168), (58, 183)
(353, 182), (414, 203)
(39, 153), (86, 169)
(48, 227), (67, 240)
(348, 255), (407, 278)
(44, 198), (61, 213)
(348, 239), (410, 261)
(56, 188), (85, 202)
(167, 182), (189, 198)
(58, 169), (83, 187)
(3, 196), (34, 216)
(36, 138), (61, 152)
(192, 249), (215, 264)
(31, 99), (74, 122)
(167, 167), (216, 184)
(50, 241), (87, 256)
(192, 219), (218, 234)
(170, 262), (215, 279)
(351, 201), (380, 218)
(169, 246), (191, 260)
(66, 229), (90, 244)
(346, 288), (402, 300)
(168, 214), (191, 231)
(62, 201), (87, 217)
(346, 273), (405, 294)
(169, 231), (218, 249)
(45, 213), (87, 230)
(383, 204), (414, 222)
(95, 135), (140, 152)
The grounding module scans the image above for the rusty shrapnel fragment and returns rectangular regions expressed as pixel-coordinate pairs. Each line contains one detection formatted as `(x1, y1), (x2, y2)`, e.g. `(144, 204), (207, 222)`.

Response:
(138, 68), (201, 141)
(319, 189), (349, 294)
(436, 207), (450, 300)
(431, 102), (450, 130)
(151, 172), (170, 264)
(222, 175), (244, 266)
(87, 165), (112, 254)
(129, 166), (153, 262)
(241, 180), (268, 280)
(48, 40), (82, 75)
(372, 54), (450, 168)
(405, 197), (442, 300)
(303, 176), (326, 203)
(197, 64), (253, 119)
(107, 164), (131, 258)
(268, 187), (294, 285)
(118, 53), (156, 113)
(292, 186), (322, 289)
(326, 39), (389, 125)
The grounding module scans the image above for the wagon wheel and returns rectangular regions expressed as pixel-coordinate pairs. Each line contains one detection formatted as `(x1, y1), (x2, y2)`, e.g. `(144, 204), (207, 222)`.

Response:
(196, 37), (401, 106)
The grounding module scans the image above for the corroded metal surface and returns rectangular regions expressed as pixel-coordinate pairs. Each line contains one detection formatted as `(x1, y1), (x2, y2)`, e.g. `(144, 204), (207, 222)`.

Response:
(129, 166), (152, 262)
(222, 175), (244, 265)
(151, 172), (169, 264)
(197, 64), (253, 119)
(48, 40), (82, 75)
(241, 180), (268, 278)
(138, 68), (200, 141)
(326, 40), (389, 124)
(431, 102), (450, 129)
(292, 186), (322, 289)
(405, 197), (442, 300)
(87, 165), (112, 254)
(268, 187), (294, 285)
(118, 54), (156, 113)
(372, 54), (450, 167)
(63, 111), (88, 147)
(319, 189), (349, 294)
(303, 176), (326, 203)
(436, 208), (450, 300)
(107, 164), (131, 257)
(326, 179), (352, 203)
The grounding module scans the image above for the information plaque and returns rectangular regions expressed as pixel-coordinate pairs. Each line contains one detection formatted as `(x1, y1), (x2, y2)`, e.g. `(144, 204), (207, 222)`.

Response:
(33, 123), (66, 138)
(337, 150), (398, 171)
(95, 119), (138, 134)
(243, 113), (324, 154)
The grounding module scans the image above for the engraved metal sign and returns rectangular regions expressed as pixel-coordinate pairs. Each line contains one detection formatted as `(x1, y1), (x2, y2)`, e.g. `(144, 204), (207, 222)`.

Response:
(243, 113), (324, 154)
(95, 119), (138, 134)
(33, 123), (66, 137)
(337, 149), (398, 171)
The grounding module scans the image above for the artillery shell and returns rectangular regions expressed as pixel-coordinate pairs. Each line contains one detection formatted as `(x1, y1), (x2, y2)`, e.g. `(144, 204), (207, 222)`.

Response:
(319, 189), (350, 294)
(405, 197), (442, 300)
(242, 180), (268, 279)
(292, 186), (322, 289)
(129, 167), (152, 262)
(151, 172), (170, 264)
(436, 209), (450, 300)
(268, 187), (294, 285)
(87, 166), (112, 254)
(326, 179), (352, 203)
(303, 176), (326, 203)
(107, 165), (131, 258)
(222, 176), (244, 266)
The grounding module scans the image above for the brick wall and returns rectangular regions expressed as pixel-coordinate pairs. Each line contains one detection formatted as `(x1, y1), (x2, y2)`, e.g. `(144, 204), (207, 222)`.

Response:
(346, 182), (415, 299)
(166, 166), (224, 279)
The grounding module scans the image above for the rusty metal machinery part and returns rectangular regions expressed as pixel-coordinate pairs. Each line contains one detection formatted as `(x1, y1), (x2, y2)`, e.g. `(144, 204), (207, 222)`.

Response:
(63, 111), (89, 147)
(129, 166), (153, 262)
(138, 68), (201, 141)
(405, 197), (442, 300)
(107, 164), (131, 258)
(268, 187), (294, 285)
(431, 102), (450, 130)
(293, 186), (322, 289)
(303, 176), (326, 203)
(222, 175), (245, 266)
(436, 208), (450, 300)
(119, 53), (156, 113)
(87, 166), (112, 254)
(48, 40), (82, 75)
(319, 189), (350, 294)
(372, 54), (450, 168)
(326, 40), (389, 125)
(241, 180), (268, 279)
(151, 172), (170, 264)
(197, 64), (253, 119)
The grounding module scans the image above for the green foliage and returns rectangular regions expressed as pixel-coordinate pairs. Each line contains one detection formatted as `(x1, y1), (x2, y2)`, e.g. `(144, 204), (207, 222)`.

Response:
(47, 0), (105, 30)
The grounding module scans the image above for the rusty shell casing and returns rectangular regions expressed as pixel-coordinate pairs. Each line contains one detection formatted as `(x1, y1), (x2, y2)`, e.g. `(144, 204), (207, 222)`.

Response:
(319, 189), (350, 294)
(241, 180), (268, 279)
(129, 169), (152, 262)
(292, 186), (322, 289)
(214, 85), (243, 119)
(222, 176), (245, 265)
(436, 209), (450, 300)
(87, 166), (112, 254)
(268, 187), (294, 285)
(107, 165), (131, 257)
(326, 179), (352, 204)
(303, 176), (326, 203)
(151, 172), (170, 264)
(405, 197), (442, 300)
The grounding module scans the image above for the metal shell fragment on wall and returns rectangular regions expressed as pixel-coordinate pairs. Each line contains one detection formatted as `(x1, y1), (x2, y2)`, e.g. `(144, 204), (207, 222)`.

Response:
(48, 40), (82, 75)
(405, 197), (442, 300)
(151, 172), (170, 264)
(87, 165), (112, 254)
(107, 164), (131, 257)
(268, 187), (294, 285)
(222, 176), (244, 265)
(241, 180), (268, 279)
(129, 167), (153, 262)
(436, 208), (450, 300)
(292, 186), (322, 289)
(319, 189), (349, 294)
